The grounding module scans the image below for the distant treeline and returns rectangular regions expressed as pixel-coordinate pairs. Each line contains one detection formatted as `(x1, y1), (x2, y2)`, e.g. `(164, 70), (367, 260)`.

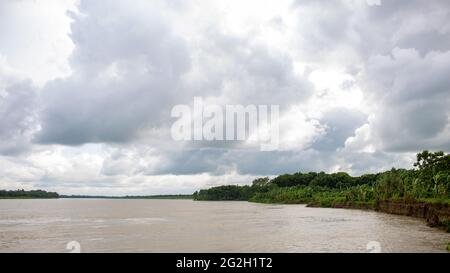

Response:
(60, 194), (193, 199)
(0, 189), (59, 199)
(193, 151), (450, 207)
(0, 190), (192, 200)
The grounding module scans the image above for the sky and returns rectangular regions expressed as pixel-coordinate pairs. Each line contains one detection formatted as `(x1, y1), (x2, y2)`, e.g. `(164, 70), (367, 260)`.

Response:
(0, 0), (449, 195)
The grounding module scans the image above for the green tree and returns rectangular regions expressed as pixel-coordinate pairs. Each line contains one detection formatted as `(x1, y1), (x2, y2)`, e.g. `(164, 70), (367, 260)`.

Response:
(251, 177), (271, 187)
(414, 151), (450, 196)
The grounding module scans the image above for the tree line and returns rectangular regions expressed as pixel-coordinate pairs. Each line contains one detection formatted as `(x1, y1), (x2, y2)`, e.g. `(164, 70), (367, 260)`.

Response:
(0, 189), (59, 199)
(193, 151), (450, 205)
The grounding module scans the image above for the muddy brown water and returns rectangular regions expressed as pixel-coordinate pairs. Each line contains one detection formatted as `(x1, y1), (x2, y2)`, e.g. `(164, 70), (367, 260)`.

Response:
(0, 199), (449, 252)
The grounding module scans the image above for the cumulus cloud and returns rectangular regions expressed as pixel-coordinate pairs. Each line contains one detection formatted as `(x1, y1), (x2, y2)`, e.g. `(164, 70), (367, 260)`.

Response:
(0, 0), (74, 86)
(0, 58), (38, 155)
(312, 108), (367, 151)
(37, 0), (191, 145)
(355, 48), (450, 152)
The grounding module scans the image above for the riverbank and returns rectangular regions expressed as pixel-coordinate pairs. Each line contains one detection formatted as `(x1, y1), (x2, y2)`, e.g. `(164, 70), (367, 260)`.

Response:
(306, 199), (450, 232)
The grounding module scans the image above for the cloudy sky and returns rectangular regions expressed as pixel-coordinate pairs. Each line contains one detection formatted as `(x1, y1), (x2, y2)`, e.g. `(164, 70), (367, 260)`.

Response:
(0, 0), (449, 195)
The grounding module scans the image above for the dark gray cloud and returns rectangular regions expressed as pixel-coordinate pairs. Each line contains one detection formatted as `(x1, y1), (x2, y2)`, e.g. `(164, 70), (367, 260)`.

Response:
(208, 34), (312, 106)
(134, 147), (412, 177)
(363, 48), (450, 152)
(37, 0), (191, 145)
(292, 0), (450, 61)
(312, 108), (367, 151)
(362, 0), (450, 56)
(0, 76), (37, 155)
(37, 0), (313, 146)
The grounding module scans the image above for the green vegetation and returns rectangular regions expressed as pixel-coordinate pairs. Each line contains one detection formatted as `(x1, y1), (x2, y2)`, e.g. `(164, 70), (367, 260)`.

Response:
(194, 151), (449, 204)
(194, 150), (450, 215)
(0, 189), (59, 199)
(193, 185), (255, 201)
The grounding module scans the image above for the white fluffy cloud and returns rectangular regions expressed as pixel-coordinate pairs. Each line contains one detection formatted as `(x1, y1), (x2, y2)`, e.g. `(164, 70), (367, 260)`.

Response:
(354, 48), (450, 152)
(0, 0), (75, 86)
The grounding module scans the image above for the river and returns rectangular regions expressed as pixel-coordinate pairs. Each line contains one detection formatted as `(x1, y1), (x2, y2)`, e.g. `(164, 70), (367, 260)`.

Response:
(0, 199), (449, 252)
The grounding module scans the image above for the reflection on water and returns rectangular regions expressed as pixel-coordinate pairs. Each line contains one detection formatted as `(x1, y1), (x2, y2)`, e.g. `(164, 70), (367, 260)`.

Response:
(0, 199), (449, 253)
